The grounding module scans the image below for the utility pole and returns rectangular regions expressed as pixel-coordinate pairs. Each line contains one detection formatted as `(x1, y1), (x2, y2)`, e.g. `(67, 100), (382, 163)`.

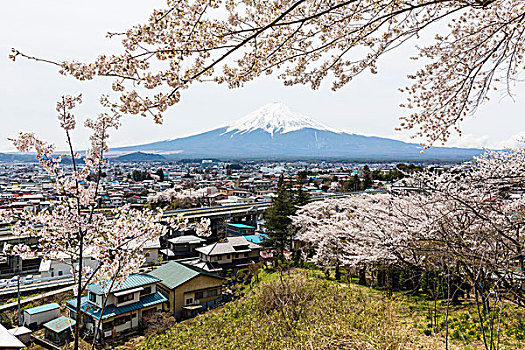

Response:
(17, 275), (21, 326)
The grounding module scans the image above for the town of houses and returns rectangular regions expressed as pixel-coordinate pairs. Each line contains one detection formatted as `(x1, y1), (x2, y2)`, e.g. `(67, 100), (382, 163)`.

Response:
(0, 159), (461, 348)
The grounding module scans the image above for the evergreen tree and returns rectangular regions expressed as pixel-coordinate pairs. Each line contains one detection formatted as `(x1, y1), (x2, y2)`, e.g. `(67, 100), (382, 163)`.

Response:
(155, 168), (165, 181)
(263, 175), (296, 259)
(295, 186), (310, 206)
(347, 174), (361, 192)
(362, 165), (373, 189)
(297, 170), (308, 183)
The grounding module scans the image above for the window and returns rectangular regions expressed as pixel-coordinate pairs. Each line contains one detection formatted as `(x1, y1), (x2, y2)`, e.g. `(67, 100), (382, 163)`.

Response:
(102, 321), (113, 330)
(226, 254), (230, 259)
(89, 292), (97, 303)
(131, 313), (137, 319)
(117, 293), (134, 304)
(215, 255), (222, 261)
(195, 291), (203, 299)
(185, 298), (193, 305)
(58, 271), (63, 276)
(114, 315), (131, 326)
(207, 289), (219, 297)
(140, 286), (152, 296)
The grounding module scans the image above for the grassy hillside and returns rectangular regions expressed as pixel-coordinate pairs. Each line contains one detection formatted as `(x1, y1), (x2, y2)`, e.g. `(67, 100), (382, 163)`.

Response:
(120, 269), (524, 350)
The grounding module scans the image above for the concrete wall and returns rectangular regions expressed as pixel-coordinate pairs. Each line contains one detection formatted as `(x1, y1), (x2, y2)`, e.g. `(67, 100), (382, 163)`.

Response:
(143, 248), (159, 265)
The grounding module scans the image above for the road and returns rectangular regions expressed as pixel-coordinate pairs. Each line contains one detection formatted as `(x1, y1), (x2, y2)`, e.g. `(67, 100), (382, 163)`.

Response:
(0, 285), (74, 312)
(0, 277), (74, 296)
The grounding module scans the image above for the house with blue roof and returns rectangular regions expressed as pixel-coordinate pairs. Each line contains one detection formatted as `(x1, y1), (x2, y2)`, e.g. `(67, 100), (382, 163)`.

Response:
(66, 273), (166, 340)
(243, 234), (268, 245)
(225, 223), (256, 236)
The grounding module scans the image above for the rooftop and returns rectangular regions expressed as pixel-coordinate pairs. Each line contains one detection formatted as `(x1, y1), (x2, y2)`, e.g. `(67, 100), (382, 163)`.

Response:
(167, 235), (206, 245)
(196, 236), (260, 256)
(7, 326), (32, 336)
(66, 292), (167, 320)
(24, 303), (60, 315)
(226, 223), (256, 229)
(0, 324), (25, 349)
(43, 316), (76, 333)
(148, 261), (222, 290)
(243, 234), (268, 245)
(88, 273), (161, 295)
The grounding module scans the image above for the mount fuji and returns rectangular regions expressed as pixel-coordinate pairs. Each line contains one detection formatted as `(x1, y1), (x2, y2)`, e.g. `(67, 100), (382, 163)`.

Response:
(111, 103), (483, 161)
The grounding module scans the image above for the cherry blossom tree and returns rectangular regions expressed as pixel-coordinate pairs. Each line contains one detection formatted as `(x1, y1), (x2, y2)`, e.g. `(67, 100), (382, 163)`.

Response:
(2, 96), (211, 349)
(147, 186), (208, 204)
(165, 214), (212, 237)
(293, 149), (525, 349)
(11, 0), (523, 145)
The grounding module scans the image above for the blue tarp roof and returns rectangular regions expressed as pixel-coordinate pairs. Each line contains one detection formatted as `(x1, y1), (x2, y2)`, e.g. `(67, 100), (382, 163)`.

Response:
(24, 303), (60, 315)
(243, 234), (268, 244)
(43, 316), (76, 333)
(226, 223), (256, 229)
(88, 273), (161, 295)
(66, 292), (167, 320)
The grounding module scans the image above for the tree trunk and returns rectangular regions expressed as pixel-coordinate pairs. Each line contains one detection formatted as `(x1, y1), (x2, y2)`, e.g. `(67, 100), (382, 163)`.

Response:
(358, 267), (367, 285)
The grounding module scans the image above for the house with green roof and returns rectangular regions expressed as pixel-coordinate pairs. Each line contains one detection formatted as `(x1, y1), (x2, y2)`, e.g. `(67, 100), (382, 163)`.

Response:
(148, 262), (223, 320)
(66, 273), (166, 340)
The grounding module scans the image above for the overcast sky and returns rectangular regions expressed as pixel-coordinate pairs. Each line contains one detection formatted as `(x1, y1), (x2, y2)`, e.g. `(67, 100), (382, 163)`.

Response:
(1, 1), (525, 152)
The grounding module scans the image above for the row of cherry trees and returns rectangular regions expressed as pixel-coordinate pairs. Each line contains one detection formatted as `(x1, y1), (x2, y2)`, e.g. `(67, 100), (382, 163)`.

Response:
(292, 149), (525, 349)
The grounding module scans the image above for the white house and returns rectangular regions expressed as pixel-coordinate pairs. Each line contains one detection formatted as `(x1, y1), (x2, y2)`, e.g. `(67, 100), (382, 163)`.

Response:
(39, 252), (99, 279)
(191, 236), (261, 272)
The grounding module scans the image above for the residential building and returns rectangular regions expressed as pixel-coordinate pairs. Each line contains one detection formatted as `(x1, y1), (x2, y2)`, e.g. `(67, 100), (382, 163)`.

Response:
(66, 273), (166, 340)
(225, 223), (256, 236)
(148, 262), (223, 320)
(39, 253), (99, 279)
(162, 235), (206, 260)
(141, 237), (161, 266)
(193, 236), (261, 272)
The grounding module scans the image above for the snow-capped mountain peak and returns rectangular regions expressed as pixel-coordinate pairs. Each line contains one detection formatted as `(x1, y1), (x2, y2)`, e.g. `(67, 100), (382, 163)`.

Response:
(224, 102), (340, 135)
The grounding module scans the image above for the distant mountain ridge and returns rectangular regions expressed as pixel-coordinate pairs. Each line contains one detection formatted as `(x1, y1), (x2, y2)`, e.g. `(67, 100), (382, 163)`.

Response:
(113, 152), (167, 162)
(0, 153), (37, 163)
(111, 103), (483, 161)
